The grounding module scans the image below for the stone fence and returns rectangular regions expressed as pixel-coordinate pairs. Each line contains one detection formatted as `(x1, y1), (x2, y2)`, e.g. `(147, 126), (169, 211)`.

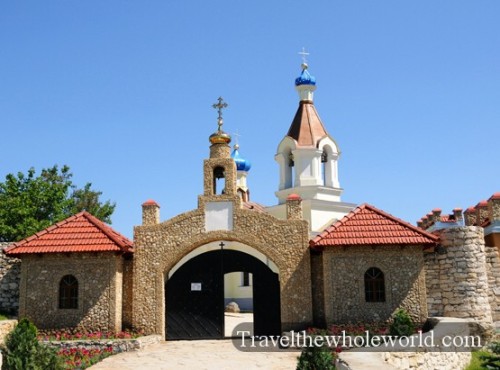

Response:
(0, 243), (20, 315)
(43, 334), (162, 354)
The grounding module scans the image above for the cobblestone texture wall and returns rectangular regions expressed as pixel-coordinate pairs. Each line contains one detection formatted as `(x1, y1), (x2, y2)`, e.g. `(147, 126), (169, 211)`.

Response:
(310, 251), (326, 327)
(0, 243), (20, 314)
(122, 257), (134, 329)
(19, 253), (125, 332)
(424, 227), (493, 323)
(323, 245), (428, 324)
(132, 194), (312, 336)
(485, 245), (500, 321)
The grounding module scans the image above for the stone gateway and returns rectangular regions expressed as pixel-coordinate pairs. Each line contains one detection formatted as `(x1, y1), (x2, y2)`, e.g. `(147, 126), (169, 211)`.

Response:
(3, 64), (500, 339)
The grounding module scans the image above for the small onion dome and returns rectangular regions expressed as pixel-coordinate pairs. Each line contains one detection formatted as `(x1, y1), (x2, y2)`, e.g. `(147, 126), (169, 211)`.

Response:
(209, 130), (231, 144)
(295, 63), (316, 86)
(231, 144), (251, 171)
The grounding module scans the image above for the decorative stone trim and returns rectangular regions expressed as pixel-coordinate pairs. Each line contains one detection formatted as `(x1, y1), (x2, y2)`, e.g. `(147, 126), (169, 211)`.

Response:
(44, 334), (162, 354)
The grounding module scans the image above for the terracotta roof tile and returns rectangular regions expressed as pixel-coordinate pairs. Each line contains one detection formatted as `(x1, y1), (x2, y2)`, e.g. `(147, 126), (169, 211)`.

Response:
(242, 201), (266, 213)
(310, 204), (438, 248)
(4, 212), (133, 256)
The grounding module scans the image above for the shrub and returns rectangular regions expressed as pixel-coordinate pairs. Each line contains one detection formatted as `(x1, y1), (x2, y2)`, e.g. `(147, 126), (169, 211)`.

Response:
(296, 335), (335, 370)
(1, 318), (62, 370)
(389, 309), (415, 338)
(479, 341), (500, 369)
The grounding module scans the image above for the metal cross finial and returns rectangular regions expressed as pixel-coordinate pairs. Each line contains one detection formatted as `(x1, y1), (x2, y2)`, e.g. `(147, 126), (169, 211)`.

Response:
(212, 96), (228, 131)
(298, 47), (309, 65)
(233, 129), (241, 145)
(219, 241), (225, 249)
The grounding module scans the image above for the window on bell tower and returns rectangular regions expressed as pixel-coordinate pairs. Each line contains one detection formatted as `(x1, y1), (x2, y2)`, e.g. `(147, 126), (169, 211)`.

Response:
(213, 166), (226, 195)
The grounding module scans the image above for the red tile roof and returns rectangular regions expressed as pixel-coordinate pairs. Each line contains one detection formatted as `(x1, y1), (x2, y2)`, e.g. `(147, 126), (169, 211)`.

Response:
(142, 199), (160, 207)
(242, 201), (266, 213)
(310, 203), (438, 248)
(4, 212), (133, 256)
(287, 193), (301, 201)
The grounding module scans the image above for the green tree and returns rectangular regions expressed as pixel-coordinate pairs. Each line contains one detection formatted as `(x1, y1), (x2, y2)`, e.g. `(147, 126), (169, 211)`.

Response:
(1, 318), (62, 370)
(0, 165), (115, 242)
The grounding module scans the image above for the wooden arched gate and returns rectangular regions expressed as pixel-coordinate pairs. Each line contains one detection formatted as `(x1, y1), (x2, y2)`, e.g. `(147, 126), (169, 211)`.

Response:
(165, 249), (280, 339)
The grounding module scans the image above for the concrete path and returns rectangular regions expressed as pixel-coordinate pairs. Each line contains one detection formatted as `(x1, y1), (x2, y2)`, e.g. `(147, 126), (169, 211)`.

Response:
(89, 340), (300, 370)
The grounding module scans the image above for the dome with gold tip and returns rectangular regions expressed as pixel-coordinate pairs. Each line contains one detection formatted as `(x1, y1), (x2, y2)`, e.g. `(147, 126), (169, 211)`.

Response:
(209, 96), (231, 145)
(209, 129), (231, 144)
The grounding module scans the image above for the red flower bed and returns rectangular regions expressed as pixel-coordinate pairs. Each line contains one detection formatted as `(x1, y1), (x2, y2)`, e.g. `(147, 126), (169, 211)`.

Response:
(38, 328), (144, 342)
(58, 347), (113, 369)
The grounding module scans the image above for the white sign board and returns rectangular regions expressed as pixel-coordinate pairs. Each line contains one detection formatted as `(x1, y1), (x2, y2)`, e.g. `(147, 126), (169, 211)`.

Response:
(205, 201), (233, 231)
(191, 283), (202, 291)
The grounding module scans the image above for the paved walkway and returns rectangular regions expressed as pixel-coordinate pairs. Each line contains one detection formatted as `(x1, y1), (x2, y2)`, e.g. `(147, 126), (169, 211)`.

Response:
(89, 340), (300, 370)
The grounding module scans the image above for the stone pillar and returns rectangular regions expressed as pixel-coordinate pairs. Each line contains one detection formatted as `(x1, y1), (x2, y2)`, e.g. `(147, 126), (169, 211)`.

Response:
(286, 194), (302, 220)
(453, 208), (464, 224)
(431, 208), (442, 225)
(464, 207), (477, 226)
(488, 193), (500, 222)
(476, 201), (489, 226)
(142, 200), (160, 226)
(436, 227), (492, 323)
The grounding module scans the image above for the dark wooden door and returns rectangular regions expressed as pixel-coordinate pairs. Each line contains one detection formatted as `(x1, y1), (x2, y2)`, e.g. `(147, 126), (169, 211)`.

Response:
(166, 249), (281, 340)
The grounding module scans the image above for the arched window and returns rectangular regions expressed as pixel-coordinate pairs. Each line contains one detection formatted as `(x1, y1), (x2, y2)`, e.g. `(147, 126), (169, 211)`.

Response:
(213, 166), (225, 195)
(364, 267), (385, 302)
(59, 275), (78, 309)
(321, 151), (327, 186)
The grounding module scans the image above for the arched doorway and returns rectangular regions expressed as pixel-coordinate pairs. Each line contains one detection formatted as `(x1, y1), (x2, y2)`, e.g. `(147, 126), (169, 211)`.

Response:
(165, 248), (280, 340)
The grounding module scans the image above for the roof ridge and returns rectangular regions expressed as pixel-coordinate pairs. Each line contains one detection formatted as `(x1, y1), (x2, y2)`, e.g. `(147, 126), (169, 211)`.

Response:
(310, 203), (438, 248)
(311, 205), (361, 244)
(362, 203), (438, 241)
(81, 212), (133, 252)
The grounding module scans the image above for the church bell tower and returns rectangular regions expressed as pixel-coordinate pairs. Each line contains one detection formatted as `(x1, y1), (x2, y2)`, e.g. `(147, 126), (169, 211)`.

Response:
(203, 97), (237, 198)
(267, 55), (355, 233)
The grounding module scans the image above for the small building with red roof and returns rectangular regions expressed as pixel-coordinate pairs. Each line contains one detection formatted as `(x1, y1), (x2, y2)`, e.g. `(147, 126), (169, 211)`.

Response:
(4, 211), (133, 332)
(309, 204), (437, 324)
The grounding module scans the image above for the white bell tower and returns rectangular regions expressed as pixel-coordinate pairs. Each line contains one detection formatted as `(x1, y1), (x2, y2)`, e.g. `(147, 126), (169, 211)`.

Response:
(267, 58), (355, 234)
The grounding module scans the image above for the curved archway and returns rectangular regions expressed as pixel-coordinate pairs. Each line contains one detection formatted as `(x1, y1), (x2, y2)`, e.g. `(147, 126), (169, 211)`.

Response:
(165, 248), (280, 339)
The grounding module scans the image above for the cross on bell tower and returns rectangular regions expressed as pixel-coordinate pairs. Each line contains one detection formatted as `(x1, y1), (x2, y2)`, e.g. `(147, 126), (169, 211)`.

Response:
(212, 97), (228, 133)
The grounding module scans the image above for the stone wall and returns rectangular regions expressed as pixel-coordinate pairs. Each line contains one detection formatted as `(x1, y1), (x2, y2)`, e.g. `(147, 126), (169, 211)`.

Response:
(19, 253), (125, 332)
(122, 257), (134, 329)
(0, 243), (20, 315)
(485, 245), (500, 321)
(44, 334), (161, 354)
(132, 194), (312, 336)
(322, 245), (427, 324)
(424, 226), (493, 323)
(310, 251), (326, 327)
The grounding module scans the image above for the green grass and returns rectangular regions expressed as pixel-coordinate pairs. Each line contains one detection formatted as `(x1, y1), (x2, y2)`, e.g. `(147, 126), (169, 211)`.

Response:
(465, 350), (489, 370)
(0, 313), (9, 320)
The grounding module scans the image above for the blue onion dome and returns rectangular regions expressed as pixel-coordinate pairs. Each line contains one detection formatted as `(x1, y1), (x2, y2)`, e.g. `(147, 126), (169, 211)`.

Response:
(295, 63), (316, 86)
(231, 144), (252, 171)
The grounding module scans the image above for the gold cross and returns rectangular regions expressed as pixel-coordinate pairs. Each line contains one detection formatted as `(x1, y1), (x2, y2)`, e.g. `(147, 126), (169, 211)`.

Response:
(212, 97), (228, 131)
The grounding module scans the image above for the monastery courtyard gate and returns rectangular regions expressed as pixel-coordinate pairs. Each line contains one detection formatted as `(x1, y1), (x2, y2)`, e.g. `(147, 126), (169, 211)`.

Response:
(165, 247), (280, 340)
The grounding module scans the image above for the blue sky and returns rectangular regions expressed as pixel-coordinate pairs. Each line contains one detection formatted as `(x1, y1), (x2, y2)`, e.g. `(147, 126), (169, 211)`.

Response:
(1, 1), (499, 238)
